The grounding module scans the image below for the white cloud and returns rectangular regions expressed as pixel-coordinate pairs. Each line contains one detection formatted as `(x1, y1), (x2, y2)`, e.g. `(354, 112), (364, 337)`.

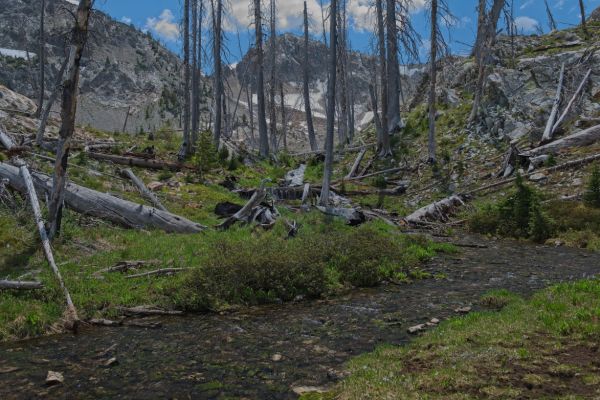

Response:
(514, 16), (539, 32)
(146, 9), (179, 42)
(121, 16), (132, 24)
(226, 0), (324, 32)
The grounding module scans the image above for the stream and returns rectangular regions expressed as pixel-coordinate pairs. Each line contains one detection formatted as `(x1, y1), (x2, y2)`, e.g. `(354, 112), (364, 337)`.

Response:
(1, 235), (599, 399)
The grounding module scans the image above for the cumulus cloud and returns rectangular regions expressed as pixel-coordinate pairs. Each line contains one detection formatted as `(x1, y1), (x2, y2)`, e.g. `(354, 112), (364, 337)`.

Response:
(514, 16), (539, 33)
(226, 0), (324, 32)
(146, 9), (179, 42)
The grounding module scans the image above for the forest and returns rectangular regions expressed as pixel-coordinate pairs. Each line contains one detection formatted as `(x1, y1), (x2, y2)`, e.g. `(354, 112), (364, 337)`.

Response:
(1, 0), (600, 398)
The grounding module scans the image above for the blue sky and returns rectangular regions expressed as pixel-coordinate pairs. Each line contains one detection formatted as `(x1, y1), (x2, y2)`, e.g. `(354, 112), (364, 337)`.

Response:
(95, 0), (600, 67)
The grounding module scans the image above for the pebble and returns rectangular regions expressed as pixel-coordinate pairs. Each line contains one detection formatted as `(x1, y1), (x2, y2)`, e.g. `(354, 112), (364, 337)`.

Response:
(46, 371), (64, 386)
(455, 306), (472, 314)
(271, 353), (283, 362)
(407, 324), (427, 334)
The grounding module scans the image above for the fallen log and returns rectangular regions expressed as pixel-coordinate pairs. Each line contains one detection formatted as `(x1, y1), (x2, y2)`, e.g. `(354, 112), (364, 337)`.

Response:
(95, 260), (161, 275)
(125, 268), (189, 279)
(87, 152), (187, 171)
(540, 62), (565, 144)
(345, 148), (367, 179)
(316, 206), (366, 226)
(404, 195), (466, 225)
(334, 167), (405, 184)
(523, 124), (600, 157)
(218, 180), (271, 229)
(117, 306), (183, 316)
(0, 162), (206, 233)
(0, 280), (44, 290)
(552, 68), (592, 135)
(120, 168), (167, 211)
(18, 160), (79, 327)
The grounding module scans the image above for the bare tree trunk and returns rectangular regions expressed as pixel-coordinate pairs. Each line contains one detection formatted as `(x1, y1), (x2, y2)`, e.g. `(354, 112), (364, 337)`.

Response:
(541, 62), (565, 144)
(47, 0), (93, 239)
(579, 0), (588, 39)
(180, 0), (191, 159)
(385, 0), (400, 138)
(191, 0), (199, 149)
(268, 0), (278, 152)
(319, 0), (337, 206)
(255, 0), (269, 157)
(280, 82), (287, 151)
(369, 83), (383, 141)
(303, 0), (318, 151)
(212, 0), (223, 148)
(36, 0), (45, 119)
(247, 84), (255, 146)
(544, 0), (557, 31)
(336, 0), (349, 147)
(472, 0), (486, 59)
(376, 0), (390, 156)
(428, 0), (438, 164)
(36, 55), (68, 146)
(120, 168), (168, 211)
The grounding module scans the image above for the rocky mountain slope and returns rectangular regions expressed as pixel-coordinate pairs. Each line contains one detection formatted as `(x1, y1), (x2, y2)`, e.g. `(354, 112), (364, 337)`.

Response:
(0, 0), (187, 134)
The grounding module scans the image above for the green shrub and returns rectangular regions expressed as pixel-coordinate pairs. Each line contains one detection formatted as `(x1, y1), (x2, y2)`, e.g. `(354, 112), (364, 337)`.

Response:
(584, 164), (600, 208)
(468, 204), (501, 235)
(192, 131), (218, 176)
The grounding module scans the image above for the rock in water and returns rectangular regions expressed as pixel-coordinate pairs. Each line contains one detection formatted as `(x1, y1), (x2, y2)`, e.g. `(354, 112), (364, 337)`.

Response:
(45, 371), (64, 386)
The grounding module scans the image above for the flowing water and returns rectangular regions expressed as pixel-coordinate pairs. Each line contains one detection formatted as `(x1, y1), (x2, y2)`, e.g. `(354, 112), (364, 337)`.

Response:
(1, 235), (599, 399)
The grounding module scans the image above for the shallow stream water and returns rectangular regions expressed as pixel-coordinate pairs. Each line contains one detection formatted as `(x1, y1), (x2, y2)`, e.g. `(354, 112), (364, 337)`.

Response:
(1, 235), (599, 399)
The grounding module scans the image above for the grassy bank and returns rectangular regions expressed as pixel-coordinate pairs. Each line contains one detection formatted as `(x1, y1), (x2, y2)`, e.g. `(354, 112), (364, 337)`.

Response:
(311, 279), (600, 399)
(0, 205), (452, 341)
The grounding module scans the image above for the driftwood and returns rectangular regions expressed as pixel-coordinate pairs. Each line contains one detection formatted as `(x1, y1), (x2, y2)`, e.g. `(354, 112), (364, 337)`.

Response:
(0, 162), (206, 233)
(0, 280), (44, 290)
(117, 306), (183, 316)
(540, 62), (565, 144)
(524, 124), (600, 157)
(18, 161), (79, 326)
(125, 268), (189, 279)
(404, 195), (466, 225)
(552, 68), (592, 135)
(120, 168), (167, 211)
(316, 206), (366, 225)
(218, 180), (278, 229)
(87, 152), (187, 171)
(345, 148), (367, 179)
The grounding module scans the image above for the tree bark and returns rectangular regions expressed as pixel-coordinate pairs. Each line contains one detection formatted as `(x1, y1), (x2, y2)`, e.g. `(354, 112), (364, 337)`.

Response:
(268, 0), (278, 152)
(86, 152), (186, 171)
(36, 0), (45, 119)
(279, 82), (287, 150)
(345, 148), (367, 179)
(524, 124), (600, 156)
(191, 0), (199, 148)
(36, 55), (69, 146)
(579, 0), (589, 39)
(255, 0), (270, 157)
(303, 1), (318, 151)
(319, 0), (337, 206)
(0, 280), (43, 290)
(405, 195), (465, 224)
(337, 0), (349, 147)
(181, 0), (191, 159)
(0, 162), (206, 233)
(385, 0), (400, 139)
(47, 0), (93, 239)
(428, 0), (438, 164)
(552, 68), (591, 135)
(540, 62), (565, 144)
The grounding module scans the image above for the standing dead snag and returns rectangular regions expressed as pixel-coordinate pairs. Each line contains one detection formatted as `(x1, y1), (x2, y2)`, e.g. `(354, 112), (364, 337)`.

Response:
(47, 0), (93, 239)
(552, 68), (592, 135)
(303, 0), (318, 152)
(428, 0), (439, 164)
(17, 160), (79, 328)
(254, 0), (270, 158)
(540, 62), (565, 144)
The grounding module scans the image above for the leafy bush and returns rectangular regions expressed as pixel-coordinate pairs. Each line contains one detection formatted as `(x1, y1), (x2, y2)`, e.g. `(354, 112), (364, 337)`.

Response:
(584, 164), (600, 208)
(192, 131), (218, 176)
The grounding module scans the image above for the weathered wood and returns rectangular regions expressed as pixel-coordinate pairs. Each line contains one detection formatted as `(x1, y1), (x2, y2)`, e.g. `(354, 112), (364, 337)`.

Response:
(405, 195), (466, 224)
(540, 62), (565, 144)
(218, 180), (269, 229)
(95, 260), (161, 275)
(335, 167), (404, 184)
(316, 206), (366, 225)
(345, 148), (367, 179)
(120, 168), (167, 211)
(0, 280), (43, 290)
(524, 124), (600, 156)
(18, 161), (79, 326)
(552, 68), (592, 135)
(301, 183), (311, 205)
(0, 162), (206, 233)
(87, 152), (186, 171)
(117, 306), (183, 316)
(0, 129), (16, 150)
(285, 164), (306, 187)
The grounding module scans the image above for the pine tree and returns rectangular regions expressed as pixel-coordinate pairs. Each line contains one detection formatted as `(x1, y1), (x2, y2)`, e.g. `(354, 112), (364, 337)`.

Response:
(584, 164), (600, 208)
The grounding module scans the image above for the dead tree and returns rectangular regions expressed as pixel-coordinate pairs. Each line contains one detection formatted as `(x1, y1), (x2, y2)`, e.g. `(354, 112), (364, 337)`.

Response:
(191, 0), (200, 148)
(386, 0), (401, 138)
(319, 0), (337, 206)
(268, 0), (278, 152)
(180, 0), (191, 159)
(579, 0), (589, 39)
(279, 83), (287, 150)
(336, 0), (349, 147)
(254, 0), (269, 157)
(36, 0), (46, 118)
(303, 0), (318, 151)
(544, 0), (557, 31)
(47, 0), (93, 239)
(120, 168), (168, 211)
(540, 62), (565, 144)
(469, 0), (506, 123)
(212, 0), (223, 148)
(552, 68), (592, 134)
(375, 0), (389, 155)
(427, 0), (438, 164)
(36, 56), (69, 146)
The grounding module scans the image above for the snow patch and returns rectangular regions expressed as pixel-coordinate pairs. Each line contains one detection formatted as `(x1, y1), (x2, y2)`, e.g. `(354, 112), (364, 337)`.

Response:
(0, 48), (36, 59)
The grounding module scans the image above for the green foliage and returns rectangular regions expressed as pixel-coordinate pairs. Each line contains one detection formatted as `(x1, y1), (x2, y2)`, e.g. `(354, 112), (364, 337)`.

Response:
(192, 131), (218, 176)
(218, 146), (229, 163)
(584, 164), (600, 208)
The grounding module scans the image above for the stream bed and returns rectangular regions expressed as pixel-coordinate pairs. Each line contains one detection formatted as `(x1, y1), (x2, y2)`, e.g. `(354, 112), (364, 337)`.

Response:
(1, 235), (599, 399)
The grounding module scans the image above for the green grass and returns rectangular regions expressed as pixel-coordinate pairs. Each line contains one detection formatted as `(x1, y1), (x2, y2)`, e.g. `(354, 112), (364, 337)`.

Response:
(311, 279), (600, 400)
